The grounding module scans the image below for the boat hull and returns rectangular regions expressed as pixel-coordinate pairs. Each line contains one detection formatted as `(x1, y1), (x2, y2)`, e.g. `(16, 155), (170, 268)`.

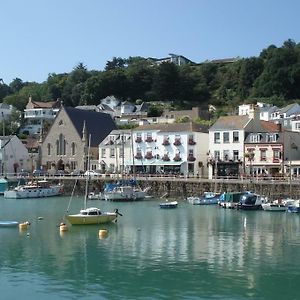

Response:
(4, 185), (63, 199)
(66, 213), (117, 225)
(262, 204), (287, 211)
(159, 201), (178, 209)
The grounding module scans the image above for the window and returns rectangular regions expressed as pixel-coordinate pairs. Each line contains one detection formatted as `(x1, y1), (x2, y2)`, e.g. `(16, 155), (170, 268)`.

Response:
(250, 134), (261, 143)
(296, 123), (300, 130)
(223, 150), (230, 161)
(214, 132), (220, 144)
(266, 134), (278, 142)
(214, 150), (220, 160)
(56, 134), (66, 155)
(260, 149), (267, 161)
(110, 148), (115, 158)
(233, 150), (239, 161)
(101, 148), (106, 158)
(273, 149), (280, 162)
(233, 131), (239, 142)
(47, 143), (51, 155)
(71, 142), (76, 155)
(223, 132), (230, 143)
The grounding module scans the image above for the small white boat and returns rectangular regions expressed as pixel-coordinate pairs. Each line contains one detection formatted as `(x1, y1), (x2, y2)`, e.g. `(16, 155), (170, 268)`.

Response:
(261, 202), (288, 212)
(4, 180), (64, 199)
(88, 192), (103, 200)
(187, 192), (220, 205)
(159, 200), (178, 209)
(104, 185), (146, 201)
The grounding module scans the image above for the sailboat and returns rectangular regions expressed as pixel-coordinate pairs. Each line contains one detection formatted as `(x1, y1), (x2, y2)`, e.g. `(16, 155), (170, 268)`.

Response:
(66, 133), (122, 225)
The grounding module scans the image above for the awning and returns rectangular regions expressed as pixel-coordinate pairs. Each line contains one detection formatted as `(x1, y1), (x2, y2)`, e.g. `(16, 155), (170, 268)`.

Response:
(125, 159), (185, 166)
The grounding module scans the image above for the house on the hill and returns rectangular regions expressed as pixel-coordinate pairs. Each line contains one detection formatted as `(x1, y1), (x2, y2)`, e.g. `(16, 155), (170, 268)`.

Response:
(20, 97), (61, 136)
(40, 106), (116, 172)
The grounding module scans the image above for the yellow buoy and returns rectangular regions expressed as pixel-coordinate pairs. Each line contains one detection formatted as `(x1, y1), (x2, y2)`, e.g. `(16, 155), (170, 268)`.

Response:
(19, 221), (30, 230)
(59, 223), (68, 232)
(98, 229), (108, 239)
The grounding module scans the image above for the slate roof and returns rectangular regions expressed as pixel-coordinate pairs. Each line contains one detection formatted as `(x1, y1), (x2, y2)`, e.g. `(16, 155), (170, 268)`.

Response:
(279, 103), (300, 114)
(134, 122), (208, 133)
(244, 132), (284, 144)
(209, 116), (250, 131)
(64, 107), (117, 147)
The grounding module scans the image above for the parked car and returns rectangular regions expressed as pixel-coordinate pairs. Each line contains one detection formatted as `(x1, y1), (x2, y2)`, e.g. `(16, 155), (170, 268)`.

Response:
(33, 169), (49, 177)
(84, 170), (100, 177)
(70, 170), (84, 176)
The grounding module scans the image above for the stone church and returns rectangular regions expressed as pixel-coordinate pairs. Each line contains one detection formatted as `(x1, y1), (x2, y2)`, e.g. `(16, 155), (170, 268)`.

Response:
(40, 106), (116, 172)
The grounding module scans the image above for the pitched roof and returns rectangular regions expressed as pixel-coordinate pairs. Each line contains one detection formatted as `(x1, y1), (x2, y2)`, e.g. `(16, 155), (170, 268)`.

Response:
(64, 107), (117, 146)
(260, 120), (280, 132)
(279, 103), (300, 114)
(209, 116), (250, 131)
(134, 122), (208, 133)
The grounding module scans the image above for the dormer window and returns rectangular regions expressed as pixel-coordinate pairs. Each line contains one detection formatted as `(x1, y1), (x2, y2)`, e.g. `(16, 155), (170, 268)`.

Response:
(266, 133), (279, 142)
(58, 120), (63, 126)
(250, 133), (262, 143)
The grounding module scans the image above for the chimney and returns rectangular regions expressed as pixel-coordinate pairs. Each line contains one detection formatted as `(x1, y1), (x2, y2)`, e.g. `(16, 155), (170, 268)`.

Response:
(248, 104), (260, 122)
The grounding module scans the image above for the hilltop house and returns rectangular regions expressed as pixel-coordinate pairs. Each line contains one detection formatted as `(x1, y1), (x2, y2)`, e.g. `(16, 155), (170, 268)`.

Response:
(40, 106), (116, 172)
(20, 97), (61, 136)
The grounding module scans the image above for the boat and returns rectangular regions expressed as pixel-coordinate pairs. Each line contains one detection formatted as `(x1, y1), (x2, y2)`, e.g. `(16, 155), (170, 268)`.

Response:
(88, 191), (104, 200)
(287, 199), (300, 213)
(187, 192), (220, 205)
(103, 180), (147, 201)
(261, 202), (288, 212)
(0, 221), (19, 227)
(159, 200), (178, 209)
(238, 192), (266, 210)
(66, 134), (122, 225)
(3, 179), (64, 199)
(219, 192), (246, 209)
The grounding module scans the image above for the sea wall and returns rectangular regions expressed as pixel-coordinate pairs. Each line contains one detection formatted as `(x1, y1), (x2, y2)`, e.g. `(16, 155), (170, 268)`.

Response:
(59, 177), (300, 199)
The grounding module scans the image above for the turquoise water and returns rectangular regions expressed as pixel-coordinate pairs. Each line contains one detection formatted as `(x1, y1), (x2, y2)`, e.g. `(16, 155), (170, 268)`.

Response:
(1, 196), (300, 299)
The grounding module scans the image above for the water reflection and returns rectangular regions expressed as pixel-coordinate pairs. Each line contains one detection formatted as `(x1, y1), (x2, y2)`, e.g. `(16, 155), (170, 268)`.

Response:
(1, 197), (300, 299)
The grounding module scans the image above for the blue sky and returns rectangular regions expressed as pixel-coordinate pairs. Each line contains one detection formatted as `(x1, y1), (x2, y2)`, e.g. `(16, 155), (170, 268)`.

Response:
(1, 0), (300, 84)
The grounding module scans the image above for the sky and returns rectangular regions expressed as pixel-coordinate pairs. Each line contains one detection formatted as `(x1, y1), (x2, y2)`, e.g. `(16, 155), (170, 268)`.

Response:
(1, 0), (300, 84)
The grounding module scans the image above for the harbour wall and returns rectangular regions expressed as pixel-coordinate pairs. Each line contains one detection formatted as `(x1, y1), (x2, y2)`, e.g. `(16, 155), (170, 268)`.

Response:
(56, 177), (299, 199)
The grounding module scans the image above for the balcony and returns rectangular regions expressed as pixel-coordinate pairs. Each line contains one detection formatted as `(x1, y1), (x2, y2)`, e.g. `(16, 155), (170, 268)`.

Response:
(188, 139), (196, 145)
(187, 155), (196, 162)
(145, 137), (154, 143)
(173, 139), (181, 146)
(135, 137), (142, 143)
(162, 154), (170, 161)
(162, 139), (170, 146)
(145, 152), (154, 160)
(173, 155), (182, 162)
(134, 153), (143, 160)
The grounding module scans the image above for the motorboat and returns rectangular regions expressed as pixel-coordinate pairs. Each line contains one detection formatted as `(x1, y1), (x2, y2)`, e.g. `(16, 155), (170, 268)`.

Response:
(238, 192), (266, 210)
(287, 199), (300, 213)
(0, 221), (19, 227)
(4, 180), (64, 199)
(159, 200), (178, 209)
(261, 202), (288, 212)
(88, 191), (104, 200)
(187, 192), (220, 205)
(66, 207), (121, 225)
(104, 181), (147, 201)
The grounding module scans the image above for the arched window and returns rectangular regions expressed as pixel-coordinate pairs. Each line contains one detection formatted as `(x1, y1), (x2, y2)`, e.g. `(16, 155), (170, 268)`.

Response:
(71, 142), (76, 156)
(47, 143), (51, 155)
(57, 134), (66, 155)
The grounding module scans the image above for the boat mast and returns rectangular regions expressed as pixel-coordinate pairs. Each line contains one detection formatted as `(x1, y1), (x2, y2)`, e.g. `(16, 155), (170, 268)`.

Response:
(84, 134), (91, 209)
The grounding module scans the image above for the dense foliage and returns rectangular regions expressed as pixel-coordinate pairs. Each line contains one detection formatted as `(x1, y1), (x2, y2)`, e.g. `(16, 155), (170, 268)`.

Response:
(1, 39), (300, 113)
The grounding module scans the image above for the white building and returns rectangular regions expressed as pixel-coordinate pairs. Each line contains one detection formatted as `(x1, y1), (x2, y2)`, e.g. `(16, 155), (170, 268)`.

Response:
(0, 103), (14, 121)
(99, 130), (132, 174)
(0, 135), (30, 175)
(238, 102), (277, 121)
(21, 97), (61, 136)
(129, 123), (209, 176)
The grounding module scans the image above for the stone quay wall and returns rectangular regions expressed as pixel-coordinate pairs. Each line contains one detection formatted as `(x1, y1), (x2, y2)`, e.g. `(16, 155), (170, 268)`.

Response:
(57, 176), (300, 199)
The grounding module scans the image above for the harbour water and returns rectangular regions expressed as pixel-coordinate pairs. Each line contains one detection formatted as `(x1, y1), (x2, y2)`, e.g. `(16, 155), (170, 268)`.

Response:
(1, 196), (300, 299)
